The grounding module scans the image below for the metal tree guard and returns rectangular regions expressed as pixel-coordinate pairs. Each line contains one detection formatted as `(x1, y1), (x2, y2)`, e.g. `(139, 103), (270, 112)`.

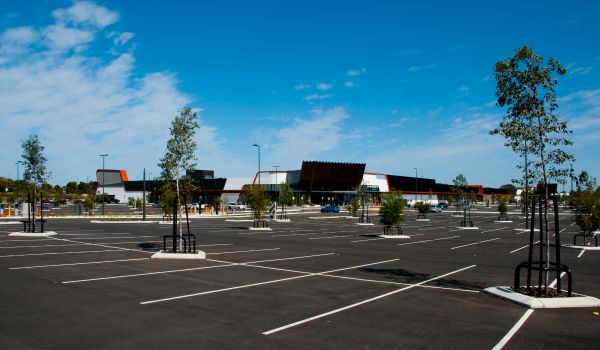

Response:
(514, 184), (572, 297)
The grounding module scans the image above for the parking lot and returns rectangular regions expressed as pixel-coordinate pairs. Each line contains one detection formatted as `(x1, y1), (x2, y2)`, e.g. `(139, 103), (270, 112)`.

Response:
(1, 208), (598, 349)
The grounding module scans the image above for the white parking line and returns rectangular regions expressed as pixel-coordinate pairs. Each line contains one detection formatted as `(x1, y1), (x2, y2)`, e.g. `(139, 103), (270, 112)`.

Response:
(0, 249), (131, 258)
(62, 263), (235, 284)
(491, 309), (535, 350)
(9, 258), (149, 270)
(309, 235), (355, 240)
(509, 241), (540, 254)
(245, 253), (336, 264)
(140, 258), (400, 305)
(262, 264), (476, 335)
(271, 233), (321, 237)
(577, 250), (586, 258)
(207, 248), (280, 255)
(481, 228), (506, 234)
(450, 238), (501, 250)
(321, 274), (480, 293)
(0, 243), (87, 249)
(397, 235), (460, 246)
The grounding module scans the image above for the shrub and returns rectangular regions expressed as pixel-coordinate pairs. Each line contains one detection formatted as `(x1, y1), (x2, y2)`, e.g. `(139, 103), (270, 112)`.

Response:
(571, 189), (600, 236)
(246, 185), (271, 221)
(379, 192), (404, 227)
(415, 202), (431, 214)
(498, 197), (508, 216)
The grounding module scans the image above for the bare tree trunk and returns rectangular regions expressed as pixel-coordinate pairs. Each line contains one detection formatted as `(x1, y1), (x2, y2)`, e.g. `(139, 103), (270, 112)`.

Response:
(176, 178), (182, 251)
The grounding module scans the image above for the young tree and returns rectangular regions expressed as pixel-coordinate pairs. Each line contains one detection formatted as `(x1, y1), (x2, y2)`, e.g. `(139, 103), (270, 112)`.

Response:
(19, 135), (49, 231)
(379, 192), (404, 229)
(571, 188), (600, 237)
(491, 45), (574, 290)
(452, 174), (468, 201)
(158, 107), (200, 249)
(246, 185), (271, 221)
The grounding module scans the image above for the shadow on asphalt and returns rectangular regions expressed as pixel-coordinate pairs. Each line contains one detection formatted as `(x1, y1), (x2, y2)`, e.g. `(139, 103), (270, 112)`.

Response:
(359, 267), (484, 291)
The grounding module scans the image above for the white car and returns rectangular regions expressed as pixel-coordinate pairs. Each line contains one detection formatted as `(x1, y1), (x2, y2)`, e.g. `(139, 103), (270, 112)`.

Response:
(227, 202), (247, 210)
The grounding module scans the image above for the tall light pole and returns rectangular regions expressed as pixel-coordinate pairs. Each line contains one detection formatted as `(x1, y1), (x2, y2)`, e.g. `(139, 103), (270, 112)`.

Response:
(252, 144), (261, 184)
(143, 168), (148, 221)
(16, 162), (20, 180)
(570, 164), (574, 193)
(414, 167), (417, 208)
(100, 154), (108, 216)
(273, 165), (280, 214)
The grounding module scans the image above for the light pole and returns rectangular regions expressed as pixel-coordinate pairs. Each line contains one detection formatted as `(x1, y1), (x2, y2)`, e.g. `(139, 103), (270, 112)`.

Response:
(143, 168), (149, 221)
(16, 162), (20, 180)
(273, 165), (280, 214)
(570, 164), (574, 193)
(252, 144), (261, 184)
(414, 167), (417, 208)
(100, 154), (108, 216)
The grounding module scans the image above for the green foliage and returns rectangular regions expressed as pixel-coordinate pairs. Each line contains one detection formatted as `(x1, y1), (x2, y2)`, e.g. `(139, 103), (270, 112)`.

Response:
(20, 134), (49, 187)
(570, 189), (600, 235)
(278, 182), (292, 205)
(415, 201), (431, 214)
(452, 174), (468, 198)
(379, 192), (404, 227)
(350, 197), (360, 216)
(65, 181), (78, 194)
(135, 197), (142, 209)
(128, 197), (135, 206)
(160, 191), (176, 215)
(246, 185), (271, 220)
(498, 197), (508, 215)
(447, 196), (456, 206)
(576, 170), (597, 191)
(491, 45), (574, 188)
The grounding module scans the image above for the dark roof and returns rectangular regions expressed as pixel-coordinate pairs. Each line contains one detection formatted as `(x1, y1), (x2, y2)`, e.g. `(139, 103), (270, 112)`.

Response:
(387, 175), (437, 193)
(298, 161), (365, 191)
(124, 178), (226, 192)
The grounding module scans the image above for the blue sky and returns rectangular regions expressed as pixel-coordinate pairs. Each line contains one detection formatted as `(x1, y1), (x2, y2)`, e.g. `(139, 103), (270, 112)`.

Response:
(1, 0), (599, 187)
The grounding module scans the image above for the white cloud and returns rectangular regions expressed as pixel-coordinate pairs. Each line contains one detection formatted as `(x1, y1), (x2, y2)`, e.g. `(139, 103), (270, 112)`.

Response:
(316, 82), (332, 90)
(294, 83), (311, 90)
(304, 93), (332, 101)
(570, 66), (592, 75)
(346, 68), (366, 76)
(482, 76), (490, 82)
(458, 85), (470, 95)
(43, 24), (94, 51)
(344, 81), (354, 87)
(52, 1), (118, 29)
(0, 27), (38, 60)
(408, 63), (437, 73)
(112, 32), (134, 46)
(269, 107), (350, 165)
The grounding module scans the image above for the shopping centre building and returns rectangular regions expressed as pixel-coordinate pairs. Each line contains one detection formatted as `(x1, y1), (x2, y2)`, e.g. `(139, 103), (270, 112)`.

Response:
(96, 161), (511, 205)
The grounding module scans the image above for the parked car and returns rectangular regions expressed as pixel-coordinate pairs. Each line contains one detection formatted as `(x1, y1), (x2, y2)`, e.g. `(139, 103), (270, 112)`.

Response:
(227, 202), (247, 210)
(436, 202), (448, 209)
(430, 206), (442, 213)
(320, 205), (340, 213)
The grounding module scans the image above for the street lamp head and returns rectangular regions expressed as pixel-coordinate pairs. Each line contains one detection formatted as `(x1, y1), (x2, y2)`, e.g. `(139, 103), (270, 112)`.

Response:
(252, 144), (259, 148)
(100, 154), (108, 157)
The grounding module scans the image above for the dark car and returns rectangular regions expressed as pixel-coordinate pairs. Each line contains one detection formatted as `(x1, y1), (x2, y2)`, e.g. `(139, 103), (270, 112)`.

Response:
(320, 205), (340, 213)
(436, 202), (448, 209)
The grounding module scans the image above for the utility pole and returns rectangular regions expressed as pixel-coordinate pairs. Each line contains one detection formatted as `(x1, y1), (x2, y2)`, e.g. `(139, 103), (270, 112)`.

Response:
(100, 154), (108, 216)
(16, 162), (20, 180)
(273, 165), (280, 216)
(252, 144), (261, 184)
(414, 167), (417, 209)
(143, 168), (147, 221)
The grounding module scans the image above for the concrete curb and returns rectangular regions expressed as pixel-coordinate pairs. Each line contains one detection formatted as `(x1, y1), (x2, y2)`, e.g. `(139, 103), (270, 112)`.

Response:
(456, 227), (480, 230)
(89, 220), (160, 224)
(484, 286), (600, 309)
(9, 231), (58, 237)
(355, 223), (375, 226)
(151, 250), (206, 259)
(249, 227), (272, 231)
